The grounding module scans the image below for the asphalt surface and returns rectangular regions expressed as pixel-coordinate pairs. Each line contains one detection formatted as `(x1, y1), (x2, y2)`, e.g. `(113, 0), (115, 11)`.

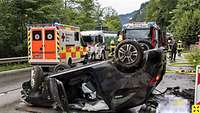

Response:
(0, 55), (196, 113)
(0, 68), (30, 113)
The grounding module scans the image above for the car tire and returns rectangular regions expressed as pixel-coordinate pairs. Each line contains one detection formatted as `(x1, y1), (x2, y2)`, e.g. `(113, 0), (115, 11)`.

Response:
(138, 40), (153, 51)
(54, 64), (70, 73)
(30, 66), (44, 91)
(114, 40), (143, 73)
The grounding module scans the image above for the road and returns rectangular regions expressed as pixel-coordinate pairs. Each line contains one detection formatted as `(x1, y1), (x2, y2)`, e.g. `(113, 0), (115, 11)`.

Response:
(0, 62), (105, 113)
(157, 56), (195, 91)
(0, 55), (195, 113)
(0, 69), (30, 113)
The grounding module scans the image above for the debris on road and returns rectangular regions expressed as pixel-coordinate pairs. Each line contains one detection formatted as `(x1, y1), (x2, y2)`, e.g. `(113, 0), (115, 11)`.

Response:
(156, 95), (190, 113)
(144, 87), (194, 113)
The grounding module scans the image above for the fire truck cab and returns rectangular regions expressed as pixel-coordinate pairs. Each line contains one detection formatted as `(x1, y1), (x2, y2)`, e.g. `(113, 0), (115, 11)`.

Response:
(27, 23), (88, 73)
(121, 22), (166, 51)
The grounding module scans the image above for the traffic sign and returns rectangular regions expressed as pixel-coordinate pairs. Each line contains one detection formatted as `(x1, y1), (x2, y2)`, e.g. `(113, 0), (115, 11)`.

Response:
(195, 65), (200, 105)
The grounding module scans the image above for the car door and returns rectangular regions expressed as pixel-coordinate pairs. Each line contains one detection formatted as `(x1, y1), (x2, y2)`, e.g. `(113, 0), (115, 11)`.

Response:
(44, 28), (57, 60)
(31, 28), (44, 60)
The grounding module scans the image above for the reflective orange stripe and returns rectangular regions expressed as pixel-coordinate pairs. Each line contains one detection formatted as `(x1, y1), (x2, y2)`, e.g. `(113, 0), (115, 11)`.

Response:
(71, 52), (76, 58)
(60, 53), (66, 59)
(66, 47), (71, 52)
(76, 46), (80, 51)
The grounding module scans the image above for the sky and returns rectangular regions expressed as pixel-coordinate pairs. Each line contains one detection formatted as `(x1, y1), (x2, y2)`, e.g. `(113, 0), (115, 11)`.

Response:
(97, 0), (149, 15)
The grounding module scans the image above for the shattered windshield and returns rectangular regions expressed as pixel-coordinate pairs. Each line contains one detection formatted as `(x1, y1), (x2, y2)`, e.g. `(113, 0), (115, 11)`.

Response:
(125, 29), (150, 39)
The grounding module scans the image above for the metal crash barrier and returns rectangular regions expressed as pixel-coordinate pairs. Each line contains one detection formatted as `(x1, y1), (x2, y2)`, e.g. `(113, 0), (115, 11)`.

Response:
(0, 56), (28, 64)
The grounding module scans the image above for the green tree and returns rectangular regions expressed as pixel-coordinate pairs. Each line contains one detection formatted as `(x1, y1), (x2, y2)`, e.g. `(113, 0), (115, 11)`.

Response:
(0, 0), (17, 57)
(0, 0), (66, 57)
(94, 3), (104, 27)
(103, 7), (121, 31)
(63, 0), (97, 30)
(0, 0), (121, 58)
(169, 0), (200, 45)
(145, 0), (178, 31)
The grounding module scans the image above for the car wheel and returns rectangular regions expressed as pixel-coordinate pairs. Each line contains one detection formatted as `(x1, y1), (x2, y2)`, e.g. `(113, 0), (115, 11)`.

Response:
(30, 66), (44, 91)
(138, 40), (153, 51)
(114, 40), (143, 72)
(54, 64), (70, 73)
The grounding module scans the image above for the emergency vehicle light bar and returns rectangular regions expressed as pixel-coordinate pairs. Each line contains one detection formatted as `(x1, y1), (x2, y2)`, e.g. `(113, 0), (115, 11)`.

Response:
(27, 24), (80, 30)
(123, 22), (159, 30)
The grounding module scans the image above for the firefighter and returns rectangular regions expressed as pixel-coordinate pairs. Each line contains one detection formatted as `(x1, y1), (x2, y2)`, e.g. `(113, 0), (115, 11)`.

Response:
(108, 40), (116, 57)
(171, 41), (177, 62)
(177, 40), (183, 56)
(118, 35), (123, 44)
(167, 39), (173, 59)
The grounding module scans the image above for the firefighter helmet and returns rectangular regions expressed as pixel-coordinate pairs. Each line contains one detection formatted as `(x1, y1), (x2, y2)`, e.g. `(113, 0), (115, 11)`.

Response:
(110, 40), (115, 45)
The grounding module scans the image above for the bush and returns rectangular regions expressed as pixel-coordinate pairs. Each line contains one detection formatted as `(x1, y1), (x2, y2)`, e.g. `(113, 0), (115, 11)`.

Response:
(186, 46), (200, 69)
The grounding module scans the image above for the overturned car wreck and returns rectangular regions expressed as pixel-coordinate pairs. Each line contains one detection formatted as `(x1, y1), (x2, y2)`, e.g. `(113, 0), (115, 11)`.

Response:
(21, 40), (166, 112)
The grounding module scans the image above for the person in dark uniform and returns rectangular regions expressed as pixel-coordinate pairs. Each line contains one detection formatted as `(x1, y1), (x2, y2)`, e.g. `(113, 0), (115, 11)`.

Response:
(171, 41), (177, 61)
(167, 39), (173, 59)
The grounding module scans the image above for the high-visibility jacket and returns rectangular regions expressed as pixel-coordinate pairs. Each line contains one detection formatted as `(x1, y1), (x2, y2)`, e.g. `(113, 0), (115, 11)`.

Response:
(110, 40), (116, 48)
(118, 35), (123, 43)
(177, 40), (184, 51)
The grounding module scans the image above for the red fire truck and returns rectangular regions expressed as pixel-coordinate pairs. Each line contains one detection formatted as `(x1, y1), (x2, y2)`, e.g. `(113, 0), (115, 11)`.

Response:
(120, 22), (166, 50)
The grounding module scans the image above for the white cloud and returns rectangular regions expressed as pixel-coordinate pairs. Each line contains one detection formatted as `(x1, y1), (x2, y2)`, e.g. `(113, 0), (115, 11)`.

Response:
(97, 0), (149, 14)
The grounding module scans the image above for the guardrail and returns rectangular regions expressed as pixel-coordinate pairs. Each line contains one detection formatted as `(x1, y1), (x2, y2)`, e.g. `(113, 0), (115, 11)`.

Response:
(0, 56), (28, 64)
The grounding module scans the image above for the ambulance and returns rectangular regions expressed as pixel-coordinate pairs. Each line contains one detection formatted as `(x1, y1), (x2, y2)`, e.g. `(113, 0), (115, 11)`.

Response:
(27, 23), (88, 73)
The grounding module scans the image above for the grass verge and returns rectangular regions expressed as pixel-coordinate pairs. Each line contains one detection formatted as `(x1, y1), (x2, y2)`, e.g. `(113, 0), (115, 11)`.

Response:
(168, 62), (193, 67)
(0, 63), (31, 72)
(185, 47), (200, 69)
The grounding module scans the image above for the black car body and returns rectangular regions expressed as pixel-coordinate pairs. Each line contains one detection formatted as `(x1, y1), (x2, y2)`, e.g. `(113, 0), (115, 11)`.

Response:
(21, 40), (166, 112)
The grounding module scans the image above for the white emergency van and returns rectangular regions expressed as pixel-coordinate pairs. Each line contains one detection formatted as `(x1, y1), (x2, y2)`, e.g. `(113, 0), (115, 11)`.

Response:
(81, 31), (106, 60)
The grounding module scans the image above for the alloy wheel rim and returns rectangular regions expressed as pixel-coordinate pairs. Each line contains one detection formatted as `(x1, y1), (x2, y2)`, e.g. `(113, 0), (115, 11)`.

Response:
(118, 44), (138, 65)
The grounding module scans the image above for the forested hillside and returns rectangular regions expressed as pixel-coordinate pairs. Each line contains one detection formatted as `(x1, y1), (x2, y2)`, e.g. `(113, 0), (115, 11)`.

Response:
(119, 2), (148, 25)
(145, 0), (200, 46)
(1, 0), (200, 58)
(121, 0), (200, 46)
(0, 0), (121, 58)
